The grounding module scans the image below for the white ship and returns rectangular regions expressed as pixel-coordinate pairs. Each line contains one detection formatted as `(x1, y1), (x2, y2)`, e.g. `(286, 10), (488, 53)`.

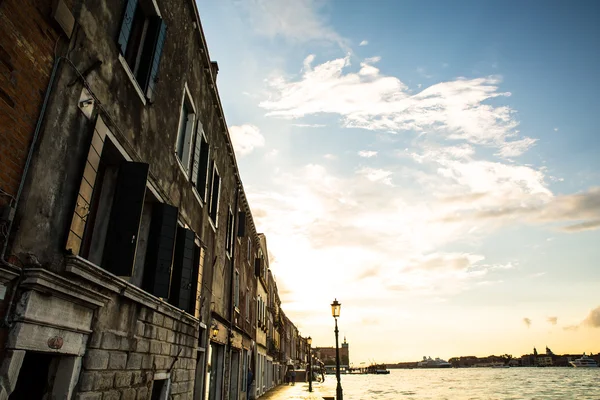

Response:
(569, 354), (599, 368)
(417, 356), (452, 368)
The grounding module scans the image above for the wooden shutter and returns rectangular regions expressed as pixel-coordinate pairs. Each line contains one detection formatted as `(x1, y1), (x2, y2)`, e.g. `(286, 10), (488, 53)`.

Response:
(254, 257), (262, 277)
(209, 168), (220, 222)
(181, 114), (195, 171)
(142, 203), (177, 299)
(191, 124), (203, 185)
(117, 0), (138, 55)
(145, 17), (167, 102)
(191, 243), (204, 318)
(237, 212), (246, 237)
(170, 227), (196, 313)
(101, 162), (149, 276)
(196, 137), (210, 201)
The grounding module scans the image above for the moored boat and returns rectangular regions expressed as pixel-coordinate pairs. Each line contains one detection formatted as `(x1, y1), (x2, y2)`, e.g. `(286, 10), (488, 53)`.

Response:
(569, 354), (599, 368)
(417, 356), (452, 368)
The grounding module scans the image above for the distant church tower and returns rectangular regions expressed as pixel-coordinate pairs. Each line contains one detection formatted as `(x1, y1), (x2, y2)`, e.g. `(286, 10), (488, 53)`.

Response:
(341, 336), (350, 367)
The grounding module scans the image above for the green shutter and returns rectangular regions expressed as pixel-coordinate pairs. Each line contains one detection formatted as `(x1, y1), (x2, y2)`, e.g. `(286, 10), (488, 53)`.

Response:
(117, 0), (138, 55)
(142, 203), (178, 298)
(170, 227), (196, 313)
(102, 162), (149, 276)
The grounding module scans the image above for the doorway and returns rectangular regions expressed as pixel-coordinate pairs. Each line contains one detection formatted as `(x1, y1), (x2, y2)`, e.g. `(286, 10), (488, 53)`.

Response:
(229, 350), (240, 400)
(10, 352), (56, 399)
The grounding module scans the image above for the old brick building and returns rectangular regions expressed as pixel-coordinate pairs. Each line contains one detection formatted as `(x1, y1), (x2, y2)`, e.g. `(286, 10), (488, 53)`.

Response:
(0, 0), (308, 399)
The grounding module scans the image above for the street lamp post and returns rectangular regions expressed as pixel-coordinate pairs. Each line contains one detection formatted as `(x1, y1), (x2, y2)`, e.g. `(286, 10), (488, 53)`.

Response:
(307, 336), (313, 392)
(331, 299), (343, 400)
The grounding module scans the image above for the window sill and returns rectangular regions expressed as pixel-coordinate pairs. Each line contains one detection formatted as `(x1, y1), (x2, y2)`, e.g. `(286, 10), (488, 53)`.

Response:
(65, 255), (200, 325)
(117, 54), (147, 106)
(175, 156), (190, 180)
(208, 217), (217, 232)
(192, 187), (205, 207)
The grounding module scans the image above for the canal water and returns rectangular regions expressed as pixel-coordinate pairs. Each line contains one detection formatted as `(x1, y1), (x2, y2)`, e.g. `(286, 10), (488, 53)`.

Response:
(318, 368), (600, 399)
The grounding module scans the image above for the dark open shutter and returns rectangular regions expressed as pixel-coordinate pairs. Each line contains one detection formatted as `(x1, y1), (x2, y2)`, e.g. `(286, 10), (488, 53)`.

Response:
(196, 136), (210, 201)
(237, 212), (246, 237)
(142, 203), (177, 298)
(254, 258), (262, 277)
(145, 18), (166, 102)
(117, 0), (138, 55)
(170, 227), (195, 313)
(102, 162), (149, 276)
(191, 124), (202, 185)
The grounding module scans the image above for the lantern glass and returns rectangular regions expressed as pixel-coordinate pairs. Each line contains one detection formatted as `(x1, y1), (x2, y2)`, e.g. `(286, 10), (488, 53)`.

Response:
(307, 336), (312, 346)
(331, 299), (341, 318)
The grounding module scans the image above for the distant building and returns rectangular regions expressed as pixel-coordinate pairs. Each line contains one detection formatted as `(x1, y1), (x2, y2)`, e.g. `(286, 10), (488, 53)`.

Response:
(314, 337), (350, 369)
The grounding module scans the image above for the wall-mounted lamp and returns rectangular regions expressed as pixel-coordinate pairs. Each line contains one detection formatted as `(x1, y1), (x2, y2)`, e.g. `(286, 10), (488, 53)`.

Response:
(211, 322), (219, 339)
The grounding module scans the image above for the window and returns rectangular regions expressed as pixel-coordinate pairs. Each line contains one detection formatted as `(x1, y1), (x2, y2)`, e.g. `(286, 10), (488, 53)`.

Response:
(69, 136), (149, 277)
(175, 88), (196, 173)
(256, 296), (260, 324)
(208, 162), (221, 225)
(245, 288), (250, 321)
(150, 377), (170, 400)
(247, 237), (251, 263)
(117, 0), (166, 101)
(234, 270), (240, 309)
(225, 208), (234, 256)
(191, 124), (210, 201)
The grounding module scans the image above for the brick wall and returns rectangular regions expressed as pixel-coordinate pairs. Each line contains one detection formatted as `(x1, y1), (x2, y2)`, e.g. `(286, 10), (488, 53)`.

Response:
(77, 307), (198, 400)
(0, 0), (59, 206)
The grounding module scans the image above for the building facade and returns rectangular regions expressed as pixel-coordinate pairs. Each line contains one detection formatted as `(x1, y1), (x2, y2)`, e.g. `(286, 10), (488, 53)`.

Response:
(0, 0), (310, 399)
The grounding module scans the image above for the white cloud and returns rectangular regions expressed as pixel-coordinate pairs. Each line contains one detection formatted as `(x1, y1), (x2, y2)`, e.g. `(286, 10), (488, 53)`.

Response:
(358, 150), (377, 158)
(356, 167), (393, 186)
(229, 124), (265, 156)
(292, 123), (326, 128)
(496, 137), (538, 158)
(260, 55), (535, 156)
(359, 40), (368, 46)
(241, 0), (346, 47)
(554, 127), (559, 132)
(583, 306), (600, 328)
(323, 153), (337, 160)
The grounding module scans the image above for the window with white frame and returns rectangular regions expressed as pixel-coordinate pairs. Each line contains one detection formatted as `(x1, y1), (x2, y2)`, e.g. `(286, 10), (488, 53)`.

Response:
(175, 87), (196, 174)
(191, 123), (210, 201)
(247, 237), (251, 263)
(208, 162), (221, 225)
(225, 208), (234, 256)
(234, 269), (240, 309)
(245, 288), (250, 321)
(117, 0), (166, 101)
(256, 296), (260, 324)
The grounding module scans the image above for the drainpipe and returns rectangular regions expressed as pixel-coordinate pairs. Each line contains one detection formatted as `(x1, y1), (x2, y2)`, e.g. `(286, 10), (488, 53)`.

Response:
(0, 54), (63, 328)
(226, 184), (240, 393)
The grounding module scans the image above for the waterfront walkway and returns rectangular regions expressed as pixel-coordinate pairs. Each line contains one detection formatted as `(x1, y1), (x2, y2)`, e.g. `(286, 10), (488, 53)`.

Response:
(260, 381), (336, 400)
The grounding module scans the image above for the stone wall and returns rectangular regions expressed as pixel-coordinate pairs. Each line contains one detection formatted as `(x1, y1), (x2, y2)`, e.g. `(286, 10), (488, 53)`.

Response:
(77, 305), (198, 400)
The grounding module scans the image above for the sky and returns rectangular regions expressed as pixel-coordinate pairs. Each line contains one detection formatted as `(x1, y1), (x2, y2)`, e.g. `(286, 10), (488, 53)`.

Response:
(195, 0), (600, 363)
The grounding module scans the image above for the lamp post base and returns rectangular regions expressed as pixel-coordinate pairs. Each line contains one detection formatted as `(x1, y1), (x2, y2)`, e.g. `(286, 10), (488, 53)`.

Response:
(336, 384), (343, 400)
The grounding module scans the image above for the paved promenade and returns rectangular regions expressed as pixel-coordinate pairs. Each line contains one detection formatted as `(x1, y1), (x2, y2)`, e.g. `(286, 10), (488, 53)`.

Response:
(260, 381), (336, 400)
